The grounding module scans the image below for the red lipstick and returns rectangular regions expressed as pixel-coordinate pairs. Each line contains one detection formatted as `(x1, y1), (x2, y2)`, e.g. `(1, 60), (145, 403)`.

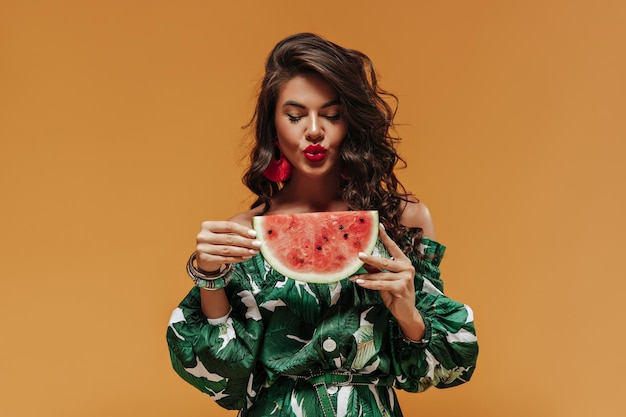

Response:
(303, 144), (327, 162)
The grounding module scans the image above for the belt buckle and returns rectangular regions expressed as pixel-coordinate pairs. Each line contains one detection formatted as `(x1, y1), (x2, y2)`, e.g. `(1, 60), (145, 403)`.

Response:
(335, 372), (353, 386)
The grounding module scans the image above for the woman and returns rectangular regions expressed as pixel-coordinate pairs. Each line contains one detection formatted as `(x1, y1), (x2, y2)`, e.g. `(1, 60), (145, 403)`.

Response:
(167, 33), (478, 417)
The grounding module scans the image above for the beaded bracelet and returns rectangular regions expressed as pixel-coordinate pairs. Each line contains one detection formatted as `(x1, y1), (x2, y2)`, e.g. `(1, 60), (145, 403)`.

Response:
(186, 253), (234, 291)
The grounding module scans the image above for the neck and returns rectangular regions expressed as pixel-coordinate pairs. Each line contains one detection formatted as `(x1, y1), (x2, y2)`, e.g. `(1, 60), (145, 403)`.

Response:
(273, 172), (347, 213)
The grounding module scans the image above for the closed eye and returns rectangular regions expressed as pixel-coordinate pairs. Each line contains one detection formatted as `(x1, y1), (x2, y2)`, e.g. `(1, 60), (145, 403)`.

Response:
(287, 114), (302, 123)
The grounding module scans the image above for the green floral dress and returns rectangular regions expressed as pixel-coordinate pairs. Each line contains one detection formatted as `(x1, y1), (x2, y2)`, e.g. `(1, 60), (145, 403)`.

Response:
(167, 238), (478, 416)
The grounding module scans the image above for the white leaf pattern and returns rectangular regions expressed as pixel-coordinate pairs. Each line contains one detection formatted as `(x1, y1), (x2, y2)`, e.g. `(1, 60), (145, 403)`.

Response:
(217, 318), (236, 352)
(336, 386), (352, 417)
(352, 307), (376, 369)
(260, 298), (287, 312)
(421, 278), (443, 295)
(238, 290), (262, 321)
(168, 308), (186, 341)
(446, 328), (478, 344)
(184, 357), (225, 382)
(329, 281), (342, 305)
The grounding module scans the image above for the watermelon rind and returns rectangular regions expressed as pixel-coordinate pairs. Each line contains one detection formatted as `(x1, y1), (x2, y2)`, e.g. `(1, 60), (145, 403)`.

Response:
(252, 211), (379, 284)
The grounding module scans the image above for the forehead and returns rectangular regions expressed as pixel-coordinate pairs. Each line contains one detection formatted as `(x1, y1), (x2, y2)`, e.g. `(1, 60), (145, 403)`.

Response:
(277, 73), (339, 106)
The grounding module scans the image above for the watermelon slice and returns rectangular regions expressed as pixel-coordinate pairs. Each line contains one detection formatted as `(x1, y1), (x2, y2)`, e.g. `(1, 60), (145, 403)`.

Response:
(252, 210), (379, 283)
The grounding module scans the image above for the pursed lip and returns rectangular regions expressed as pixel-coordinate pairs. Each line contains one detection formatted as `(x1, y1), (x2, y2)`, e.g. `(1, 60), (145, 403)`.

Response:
(303, 144), (327, 161)
(304, 144), (326, 154)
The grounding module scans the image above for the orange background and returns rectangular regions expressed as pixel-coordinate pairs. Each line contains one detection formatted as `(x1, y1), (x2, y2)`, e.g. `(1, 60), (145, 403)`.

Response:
(1, 1), (624, 416)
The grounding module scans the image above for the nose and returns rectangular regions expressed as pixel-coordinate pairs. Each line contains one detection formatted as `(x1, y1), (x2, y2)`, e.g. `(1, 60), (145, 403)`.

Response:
(305, 114), (323, 142)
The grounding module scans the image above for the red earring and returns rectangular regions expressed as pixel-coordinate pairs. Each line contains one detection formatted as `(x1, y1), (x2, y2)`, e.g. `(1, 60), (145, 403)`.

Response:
(263, 142), (292, 182)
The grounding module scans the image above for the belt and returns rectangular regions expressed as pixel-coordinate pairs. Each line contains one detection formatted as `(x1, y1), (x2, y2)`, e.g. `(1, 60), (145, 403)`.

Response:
(286, 370), (394, 417)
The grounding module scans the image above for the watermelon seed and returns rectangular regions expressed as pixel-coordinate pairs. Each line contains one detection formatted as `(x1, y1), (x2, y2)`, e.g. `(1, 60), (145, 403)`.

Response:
(359, 217), (364, 223)
(316, 245), (322, 251)
(339, 225), (344, 230)
(268, 230), (273, 235)
(323, 236), (328, 242)
(343, 233), (349, 239)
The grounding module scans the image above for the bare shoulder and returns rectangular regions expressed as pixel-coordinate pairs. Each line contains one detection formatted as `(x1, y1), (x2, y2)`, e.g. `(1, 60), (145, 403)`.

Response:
(228, 205), (265, 228)
(399, 196), (437, 240)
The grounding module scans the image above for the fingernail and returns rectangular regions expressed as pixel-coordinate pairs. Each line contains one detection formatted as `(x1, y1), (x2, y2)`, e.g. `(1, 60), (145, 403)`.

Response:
(358, 252), (367, 259)
(248, 249), (259, 255)
(242, 255), (252, 260)
(248, 229), (257, 237)
(356, 279), (365, 285)
(251, 240), (262, 248)
(379, 223), (385, 231)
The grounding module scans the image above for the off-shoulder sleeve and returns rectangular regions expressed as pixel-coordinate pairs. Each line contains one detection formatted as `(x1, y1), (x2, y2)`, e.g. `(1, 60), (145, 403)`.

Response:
(390, 238), (478, 392)
(166, 262), (264, 410)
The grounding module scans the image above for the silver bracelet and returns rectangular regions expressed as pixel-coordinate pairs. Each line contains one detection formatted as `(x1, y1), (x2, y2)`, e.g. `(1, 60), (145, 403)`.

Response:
(186, 253), (234, 291)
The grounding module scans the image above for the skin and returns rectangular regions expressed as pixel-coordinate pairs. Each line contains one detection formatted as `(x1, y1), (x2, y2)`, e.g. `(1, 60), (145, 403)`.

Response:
(194, 73), (436, 342)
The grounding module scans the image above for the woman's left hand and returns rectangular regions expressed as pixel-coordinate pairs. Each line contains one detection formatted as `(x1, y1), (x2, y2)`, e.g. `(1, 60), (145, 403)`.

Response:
(350, 224), (424, 338)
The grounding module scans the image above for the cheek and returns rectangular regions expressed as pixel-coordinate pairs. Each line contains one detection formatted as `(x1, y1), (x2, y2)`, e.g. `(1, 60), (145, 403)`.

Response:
(332, 124), (348, 144)
(275, 124), (300, 153)
(340, 125), (348, 139)
(274, 119), (291, 140)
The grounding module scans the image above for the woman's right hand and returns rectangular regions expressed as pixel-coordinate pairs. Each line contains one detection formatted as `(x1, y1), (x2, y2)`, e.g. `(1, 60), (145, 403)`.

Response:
(195, 221), (261, 273)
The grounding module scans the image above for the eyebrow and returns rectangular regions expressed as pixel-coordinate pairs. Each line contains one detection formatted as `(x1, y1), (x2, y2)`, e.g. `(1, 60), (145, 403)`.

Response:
(282, 99), (341, 109)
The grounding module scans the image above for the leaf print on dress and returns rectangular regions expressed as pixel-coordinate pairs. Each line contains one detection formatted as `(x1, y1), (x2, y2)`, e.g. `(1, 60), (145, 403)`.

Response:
(328, 280), (343, 306)
(293, 280), (320, 302)
(245, 373), (257, 410)
(289, 393), (305, 416)
(445, 327), (478, 344)
(281, 279), (321, 326)
(352, 307), (376, 370)
(261, 313), (316, 375)
(168, 307), (186, 340)
(433, 364), (472, 385)
(216, 318), (237, 352)
(168, 236), (478, 416)
(237, 289), (262, 321)
(260, 298), (287, 313)
(184, 356), (226, 382)
(291, 382), (321, 417)
(336, 385), (352, 417)
(417, 349), (472, 391)
(420, 277), (443, 295)
(367, 384), (391, 417)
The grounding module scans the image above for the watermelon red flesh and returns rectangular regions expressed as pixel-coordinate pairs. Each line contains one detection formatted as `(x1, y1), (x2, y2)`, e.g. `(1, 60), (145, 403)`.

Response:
(252, 211), (379, 283)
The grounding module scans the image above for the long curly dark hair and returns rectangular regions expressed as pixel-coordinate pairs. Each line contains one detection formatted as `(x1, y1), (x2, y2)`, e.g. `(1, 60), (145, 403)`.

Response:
(243, 33), (422, 253)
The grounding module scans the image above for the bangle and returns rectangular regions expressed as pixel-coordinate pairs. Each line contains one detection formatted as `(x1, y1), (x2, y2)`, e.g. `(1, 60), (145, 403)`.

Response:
(186, 253), (234, 291)
(194, 274), (233, 291)
(401, 333), (429, 345)
(187, 253), (231, 278)
(399, 316), (431, 347)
